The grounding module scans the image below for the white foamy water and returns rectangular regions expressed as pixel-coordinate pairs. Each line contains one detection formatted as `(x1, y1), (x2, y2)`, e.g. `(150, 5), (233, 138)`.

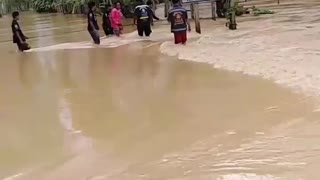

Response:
(26, 20), (201, 52)
(27, 34), (145, 52)
(160, 0), (320, 103)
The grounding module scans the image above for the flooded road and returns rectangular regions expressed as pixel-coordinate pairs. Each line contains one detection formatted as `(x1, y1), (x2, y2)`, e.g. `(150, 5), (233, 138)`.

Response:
(1, 8), (320, 180)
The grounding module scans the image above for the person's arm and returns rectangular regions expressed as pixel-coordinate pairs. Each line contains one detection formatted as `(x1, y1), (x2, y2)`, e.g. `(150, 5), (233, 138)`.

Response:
(20, 30), (28, 39)
(90, 21), (96, 31)
(118, 10), (122, 25)
(113, 10), (121, 25)
(184, 10), (191, 31)
(133, 7), (139, 25)
(109, 12), (113, 25)
(102, 13), (106, 25)
(150, 7), (160, 20)
(95, 15), (100, 30)
(186, 19), (191, 31)
(167, 10), (171, 22)
(89, 13), (96, 31)
(16, 31), (24, 43)
(14, 24), (24, 43)
(152, 13), (160, 20)
(133, 16), (137, 25)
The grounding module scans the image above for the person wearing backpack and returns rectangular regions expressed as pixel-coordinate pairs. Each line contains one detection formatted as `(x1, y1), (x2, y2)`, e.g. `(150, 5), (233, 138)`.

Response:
(134, 0), (159, 37)
(167, 0), (191, 44)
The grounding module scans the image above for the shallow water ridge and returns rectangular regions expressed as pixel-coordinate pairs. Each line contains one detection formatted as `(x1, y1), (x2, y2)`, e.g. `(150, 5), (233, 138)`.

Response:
(1, 2), (320, 180)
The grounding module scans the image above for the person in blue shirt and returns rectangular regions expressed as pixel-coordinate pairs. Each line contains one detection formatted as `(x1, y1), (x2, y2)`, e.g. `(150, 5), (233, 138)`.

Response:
(134, 0), (159, 37)
(167, 0), (191, 44)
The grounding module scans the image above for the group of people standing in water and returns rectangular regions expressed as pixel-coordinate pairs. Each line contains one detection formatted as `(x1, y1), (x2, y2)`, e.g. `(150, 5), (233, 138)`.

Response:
(87, 0), (160, 45)
(87, 0), (191, 45)
(11, 0), (191, 52)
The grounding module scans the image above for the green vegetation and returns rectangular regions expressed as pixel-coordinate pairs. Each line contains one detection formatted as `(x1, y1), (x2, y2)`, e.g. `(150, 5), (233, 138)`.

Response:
(0, 0), (32, 15)
(32, 0), (103, 13)
(0, 0), (144, 16)
(32, 0), (57, 12)
(225, 0), (249, 17)
(0, 0), (110, 14)
(0, 0), (160, 17)
(225, 0), (275, 18)
(252, 6), (275, 16)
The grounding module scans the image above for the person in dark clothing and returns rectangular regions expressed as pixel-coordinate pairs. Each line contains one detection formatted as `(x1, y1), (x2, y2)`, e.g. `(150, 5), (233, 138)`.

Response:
(167, 0), (191, 44)
(87, 1), (100, 44)
(11, 11), (30, 52)
(134, 0), (159, 37)
(216, 0), (226, 18)
(102, 4), (113, 36)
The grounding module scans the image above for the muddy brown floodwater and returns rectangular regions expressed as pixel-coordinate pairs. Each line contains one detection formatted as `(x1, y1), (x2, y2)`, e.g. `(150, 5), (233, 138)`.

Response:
(1, 12), (320, 180)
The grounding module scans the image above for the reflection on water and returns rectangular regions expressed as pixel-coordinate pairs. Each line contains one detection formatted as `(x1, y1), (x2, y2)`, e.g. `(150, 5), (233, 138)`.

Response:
(0, 5), (320, 180)
(0, 43), (318, 180)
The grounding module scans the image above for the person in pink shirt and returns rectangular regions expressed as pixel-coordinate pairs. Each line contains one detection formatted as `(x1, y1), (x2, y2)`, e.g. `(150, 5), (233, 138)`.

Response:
(110, 2), (123, 36)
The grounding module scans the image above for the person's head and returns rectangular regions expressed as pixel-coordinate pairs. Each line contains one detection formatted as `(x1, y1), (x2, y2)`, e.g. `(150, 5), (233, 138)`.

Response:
(105, 4), (112, 11)
(136, 0), (145, 5)
(88, 1), (96, 11)
(12, 11), (20, 20)
(146, 0), (153, 6)
(172, 0), (180, 5)
(114, 1), (121, 10)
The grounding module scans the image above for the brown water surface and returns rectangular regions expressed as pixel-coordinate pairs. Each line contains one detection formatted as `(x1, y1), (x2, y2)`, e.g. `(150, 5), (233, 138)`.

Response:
(0, 11), (320, 180)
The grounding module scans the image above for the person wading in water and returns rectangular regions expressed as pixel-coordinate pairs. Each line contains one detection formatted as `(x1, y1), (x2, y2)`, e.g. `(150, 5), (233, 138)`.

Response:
(167, 0), (191, 44)
(110, 2), (123, 37)
(12, 11), (31, 52)
(133, 0), (159, 37)
(102, 4), (114, 36)
(87, 1), (100, 44)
